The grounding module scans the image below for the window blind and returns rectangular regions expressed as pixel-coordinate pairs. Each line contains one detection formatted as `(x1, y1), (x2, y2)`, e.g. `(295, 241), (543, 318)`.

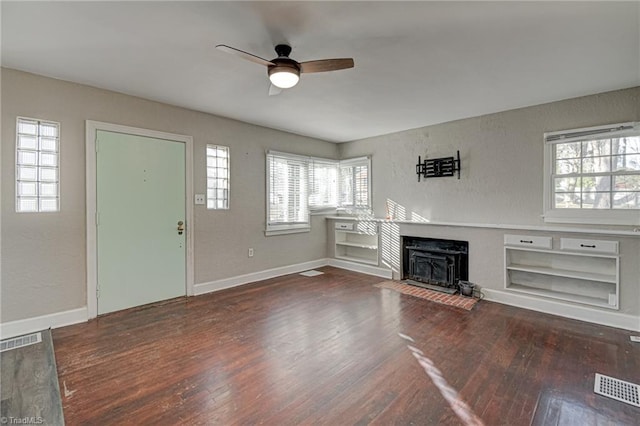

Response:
(339, 156), (370, 209)
(266, 151), (310, 232)
(545, 122), (637, 144)
(309, 158), (338, 209)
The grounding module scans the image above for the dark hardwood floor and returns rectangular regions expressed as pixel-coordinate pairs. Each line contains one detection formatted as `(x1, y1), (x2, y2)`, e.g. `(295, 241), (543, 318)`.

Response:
(52, 267), (640, 425)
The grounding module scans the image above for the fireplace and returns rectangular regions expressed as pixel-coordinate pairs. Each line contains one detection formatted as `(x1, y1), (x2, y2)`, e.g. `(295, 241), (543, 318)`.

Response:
(402, 236), (468, 293)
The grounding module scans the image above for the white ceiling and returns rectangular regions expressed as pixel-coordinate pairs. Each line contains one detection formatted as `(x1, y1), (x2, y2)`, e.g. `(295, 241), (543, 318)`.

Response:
(2, 1), (639, 143)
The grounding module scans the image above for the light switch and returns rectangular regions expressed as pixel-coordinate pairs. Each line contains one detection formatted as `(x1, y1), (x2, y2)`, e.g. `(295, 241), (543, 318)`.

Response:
(195, 194), (206, 205)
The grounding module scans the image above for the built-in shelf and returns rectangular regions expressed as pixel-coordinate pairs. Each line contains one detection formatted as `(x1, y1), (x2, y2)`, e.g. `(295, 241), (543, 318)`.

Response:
(504, 237), (619, 310)
(506, 264), (616, 284)
(335, 253), (379, 266)
(506, 283), (614, 309)
(335, 241), (378, 250)
(335, 222), (379, 266)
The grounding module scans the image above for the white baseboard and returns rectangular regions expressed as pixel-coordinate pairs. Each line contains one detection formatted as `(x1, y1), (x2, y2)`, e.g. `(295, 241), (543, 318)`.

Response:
(3, 273), (634, 339)
(327, 258), (393, 279)
(194, 259), (330, 295)
(482, 288), (640, 332)
(0, 307), (88, 340)
(0, 258), (390, 339)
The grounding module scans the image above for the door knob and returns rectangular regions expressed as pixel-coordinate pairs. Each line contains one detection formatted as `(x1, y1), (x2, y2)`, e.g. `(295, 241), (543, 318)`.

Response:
(177, 221), (185, 235)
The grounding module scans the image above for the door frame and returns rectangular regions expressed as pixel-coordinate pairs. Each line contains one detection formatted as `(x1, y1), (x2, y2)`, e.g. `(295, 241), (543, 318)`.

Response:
(85, 120), (194, 319)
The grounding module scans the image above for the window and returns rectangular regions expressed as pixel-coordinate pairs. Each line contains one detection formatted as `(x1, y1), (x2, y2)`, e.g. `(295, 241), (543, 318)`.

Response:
(206, 144), (230, 209)
(339, 156), (371, 210)
(266, 151), (310, 234)
(266, 152), (371, 235)
(309, 158), (338, 210)
(15, 117), (60, 212)
(544, 122), (640, 225)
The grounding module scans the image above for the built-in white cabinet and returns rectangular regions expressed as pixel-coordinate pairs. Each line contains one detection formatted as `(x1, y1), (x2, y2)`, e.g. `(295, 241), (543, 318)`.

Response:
(334, 222), (379, 266)
(559, 237), (619, 254)
(504, 235), (619, 310)
(504, 234), (552, 249)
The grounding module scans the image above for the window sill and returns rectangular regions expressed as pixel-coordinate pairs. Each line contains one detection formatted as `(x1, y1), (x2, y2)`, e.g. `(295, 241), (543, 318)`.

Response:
(265, 227), (311, 237)
(310, 208), (338, 216)
(336, 208), (373, 216)
(543, 209), (640, 226)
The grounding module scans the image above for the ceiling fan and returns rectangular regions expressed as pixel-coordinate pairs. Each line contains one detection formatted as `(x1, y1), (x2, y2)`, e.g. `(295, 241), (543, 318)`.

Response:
(216, 44), (354, 94)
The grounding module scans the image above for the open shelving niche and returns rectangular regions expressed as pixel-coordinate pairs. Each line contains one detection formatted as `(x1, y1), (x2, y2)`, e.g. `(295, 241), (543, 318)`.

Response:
(504, 244), (619, 310)
(334, 222), (379, 266)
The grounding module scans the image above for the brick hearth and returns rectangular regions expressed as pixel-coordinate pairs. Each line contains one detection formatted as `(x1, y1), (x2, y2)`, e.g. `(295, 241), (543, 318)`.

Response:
(374, 280), (478, 310)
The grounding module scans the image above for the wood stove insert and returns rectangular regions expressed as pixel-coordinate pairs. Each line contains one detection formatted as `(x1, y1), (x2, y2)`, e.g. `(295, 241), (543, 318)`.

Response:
(402, 236), (468, 293)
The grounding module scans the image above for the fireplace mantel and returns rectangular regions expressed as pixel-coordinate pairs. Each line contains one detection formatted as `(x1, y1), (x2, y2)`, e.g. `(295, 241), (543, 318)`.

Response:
(326, 216), (640, 237)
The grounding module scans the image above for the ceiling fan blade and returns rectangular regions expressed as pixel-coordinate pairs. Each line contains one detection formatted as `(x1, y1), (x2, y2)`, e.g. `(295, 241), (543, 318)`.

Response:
(268, 84), (282, 96)
(299, 58), (354, 73)
(215, 44), (274, 67)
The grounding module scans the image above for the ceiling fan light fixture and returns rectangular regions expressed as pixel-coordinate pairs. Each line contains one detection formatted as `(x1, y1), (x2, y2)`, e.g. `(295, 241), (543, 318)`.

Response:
(268, 66), (300, 89)
(217, 43), (354, 93)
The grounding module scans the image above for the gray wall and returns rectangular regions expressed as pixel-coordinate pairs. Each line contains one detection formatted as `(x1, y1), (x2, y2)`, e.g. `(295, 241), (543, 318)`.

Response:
(339, 87), (640, 226)
(3, 67), (639, 324)
(337, 87), (640, 317)
(1, 68), (338, 322)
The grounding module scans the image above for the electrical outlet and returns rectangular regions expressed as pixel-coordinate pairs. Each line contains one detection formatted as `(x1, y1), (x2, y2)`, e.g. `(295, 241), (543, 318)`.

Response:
(248, 248), (254, 257)
(195, 194), (205, 205)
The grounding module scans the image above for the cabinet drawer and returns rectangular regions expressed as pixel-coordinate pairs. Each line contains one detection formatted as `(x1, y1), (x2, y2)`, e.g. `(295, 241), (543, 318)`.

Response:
(504, 234), (552, 249)
(335, 222), (354, 231)
(560, 238), (618, 254)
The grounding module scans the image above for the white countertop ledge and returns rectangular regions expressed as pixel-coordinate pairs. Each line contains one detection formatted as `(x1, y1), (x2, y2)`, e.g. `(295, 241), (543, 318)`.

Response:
(325, 216), (640, 237)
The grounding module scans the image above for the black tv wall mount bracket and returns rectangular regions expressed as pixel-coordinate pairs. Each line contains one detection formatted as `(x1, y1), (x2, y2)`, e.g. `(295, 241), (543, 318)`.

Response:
(416, 150), (461, 181)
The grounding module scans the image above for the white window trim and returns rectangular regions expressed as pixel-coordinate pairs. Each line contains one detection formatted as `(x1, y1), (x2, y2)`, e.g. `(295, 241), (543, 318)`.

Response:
(337, 155), (372, 214)
(265, 223), (312, 236)
(266, 150), (311, 236)
(264, 152), (372, 235)
(309, 157), (339, 213)
(543, 121), (640, 226)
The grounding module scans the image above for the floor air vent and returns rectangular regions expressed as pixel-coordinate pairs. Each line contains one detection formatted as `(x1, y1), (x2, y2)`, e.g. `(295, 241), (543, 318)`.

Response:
(299, 270), (324, 277)
(594, 373), (640, 407)
(1, 332), (43, 353)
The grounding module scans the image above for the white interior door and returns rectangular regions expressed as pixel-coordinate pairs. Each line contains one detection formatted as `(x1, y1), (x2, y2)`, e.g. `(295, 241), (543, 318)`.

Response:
(96, 130), (186, 315)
